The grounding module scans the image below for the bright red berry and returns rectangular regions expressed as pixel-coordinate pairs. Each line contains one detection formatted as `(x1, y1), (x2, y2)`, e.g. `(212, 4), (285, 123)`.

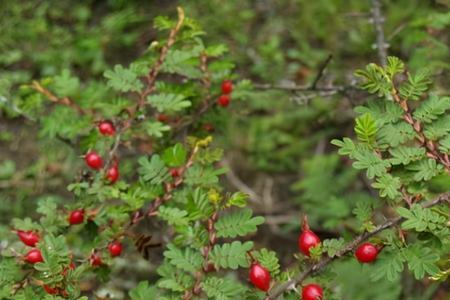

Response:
(84, 151), (103, 170)
(355, 242), (379, 263)
(157, 114), (169, 123)
(249, 263), (271, 292)
(108, 241), (123, 257)
(98, 120), (116, 136)
(106, 165), (119, 184)
(298, 216), (321, 257)
(170, 168), (180, 178)
(43, 285), (59, 295)
(25, 248), (43, 264)
(17, 230), (40, 247)
(90, 253), (102, 267)
(302, 283), (323, 300)
(68, 209), (85, 225)
(217, 95), (231, 107)
(221, 80), (233, 94)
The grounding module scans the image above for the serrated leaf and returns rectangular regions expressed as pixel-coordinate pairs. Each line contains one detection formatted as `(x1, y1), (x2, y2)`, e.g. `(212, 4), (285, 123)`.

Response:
(53, 69), (80, 97)
(164, 244), (203, 273)
(405, 246), (440, 279)
(162, 143), (187, 167)
(147, 93), (191, 112)
(331, 138), (357, 158)
(129, 281), (158, 300)
(159, 206), (190, 226)
(104, 65), (143, 92)
(353, 150), (390, 179)
(144, 121), (171, 138)
(370, 251), (405, 282)
(215, 209), (264, 238)
(252, 248), (280, 276)
(322, 238), (345, 257)
(389, 146), (425, 165)
(201, 276), (247, 300)
(138, 155), (169, 185)
(399, 68), (432, 100)
(354, 113), (378, 145)
(413, 95), (450, 123)
(371, 174), (402, 200)
(209, 241), (254, 270)
(406, 159), (443, 181)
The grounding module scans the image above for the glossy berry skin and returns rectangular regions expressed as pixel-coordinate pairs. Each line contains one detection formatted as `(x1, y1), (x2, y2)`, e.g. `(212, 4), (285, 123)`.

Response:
(170, 168), (180, 178)
(68, 209), (85, 225)
(90, 253), (102, 266)
(298, 229), (321, 257)
(43, 285), (59, 295)
(217, 94), (231, 107)
(25, 248), (43, 264)
(249, 263), (271, 292)
(17, 230), (40, 247)
(106, 165), (119, 184)
(84, 151), (103, 170)
(355, 242), (378, 263)
(108, 241), (123, 257)
(98, 120), (116, 136)
(302, 284), (323, 300)
(221, 80), (233, 94)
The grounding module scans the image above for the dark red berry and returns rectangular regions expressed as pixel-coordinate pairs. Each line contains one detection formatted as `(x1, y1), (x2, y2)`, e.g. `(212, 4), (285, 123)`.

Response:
(98, 120), (116, 136)
(355, 242), (379, 263)
(25, 248), (43, 264)
(84, 151), (103, 170)
(298, 216), (321, 257)
(202, 123), (215, 132)
(68, 209), (85, 225)
(249, 263), (271, 292)
(170, 168), (180, 178)
(302, 283), (323, 300)
(90, 253), (102, 267)
(43, 285), (59, 295)
(106, 165), (119, 184)
(17, 230), (40, 247)
(217, 95), (231, 107)
(157, 114), (169, 123)
(221, 80), (233, 94)
(108, 241), (123, 257)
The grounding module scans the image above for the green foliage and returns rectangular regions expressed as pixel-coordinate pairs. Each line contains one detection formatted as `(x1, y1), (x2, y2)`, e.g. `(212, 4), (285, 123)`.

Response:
(209, 241), (254, 270)
(215, 209), (264, 238)
(354, 113), (378, 145)
(201, 276), (247, 300)
(104, 65), (143, 92)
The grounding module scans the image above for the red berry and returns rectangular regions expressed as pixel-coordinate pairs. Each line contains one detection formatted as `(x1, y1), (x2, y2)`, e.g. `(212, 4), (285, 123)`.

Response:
(98, 120), (116, 136)
(84, 151), (103, 170)
(249, 263), (271, 292)
(202, 123), (215, 132)
(157, 114), (169, 123)
(43, 285), (59, 295)
(25, 248), (43, 264)
(298, 216), (321, 257)
(17, 230), (40, 247)
(106, 165), (119, 184)
(90, 253), (102, 266)
(221, 80), (233, 94)
(355, 242), (379, 263)
(108, 241), (123, 257)
(302, 283), (323, 300)
(68, 209), (85, 225)
(170, 168), (180, 178)
(217, 95), (231, 107)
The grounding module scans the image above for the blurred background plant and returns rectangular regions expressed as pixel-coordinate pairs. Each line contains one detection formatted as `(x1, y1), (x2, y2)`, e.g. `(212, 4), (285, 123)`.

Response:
(1, 0), (450, 299)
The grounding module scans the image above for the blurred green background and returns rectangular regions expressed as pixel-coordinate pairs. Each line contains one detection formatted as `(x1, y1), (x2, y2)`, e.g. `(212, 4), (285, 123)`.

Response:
(1, 0), (449, 299)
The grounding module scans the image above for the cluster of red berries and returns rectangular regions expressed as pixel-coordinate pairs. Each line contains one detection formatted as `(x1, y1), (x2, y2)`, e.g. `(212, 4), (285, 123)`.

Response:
(217, 80), (233, 107)
(84, 120), (120, 184)
(249, 216), (380, 298)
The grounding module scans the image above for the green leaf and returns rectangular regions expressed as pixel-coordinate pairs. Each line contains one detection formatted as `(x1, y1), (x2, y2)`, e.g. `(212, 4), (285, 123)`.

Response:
(143, 121), (171, 138)
(227, 192), (249, 208)
(389, 146), (425, 165)
(413, 95), (450, 123)
(201, 276), (247, 300)
(215, 209), (265, 238)
(370, 251), (405, 282)
(397, 204), (449, 238)
(322, 238), (345, 257)
(205, 44), (228, 57)
(104, 65), (143, 92)
(385, 56), (405, 79)
(157, 263), (194, 292)
(378, 122), (416, 147)
(252, 248), (280, 276)
(162, 143), (187, 167)
(371, 174), (402, 200)
(354, 113), (378, 145)
(405, 246), (440, 280)
(406, 159), (443, 181)
(209, 241), (254, 270)
(53, 69), (80, 97)
(184, 165), (227, 187)
(353, 149), (390, 179)
(354, 63), (390, 96)
(147, 93), (191, 112)
(438, 134), (450, 153)
(159, 206), (190, 226)
(331, 138), (357, 158)
(164, 244), (203, 273)
(138, 155), (169, 185)
(129, 281), (158, 300)
(162, 48), (203, 78)
(399, 68), (432, 100)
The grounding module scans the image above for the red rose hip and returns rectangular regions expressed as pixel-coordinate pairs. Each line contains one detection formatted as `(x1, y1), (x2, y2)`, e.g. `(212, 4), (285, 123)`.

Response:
(302, 283), (323, 300)
(90, 253), (102, 266)
(17, 230), (40, 247)
(84, 151), (103, 170)
(170, 168), (180, 178)
(108, 241), (123, 257)
(106, 165), (119, 183)
(25, 248), (43, 264)
(68, 209), (85, 225)
(355, 242), (379, 263)
(217, 95), (231, 107)
(98, 120), (116, 136)
(43, 285), (59, 295)
(298, 216), (321, 257)
(221, 80), (233, 94)
(249, 263), (271, 292)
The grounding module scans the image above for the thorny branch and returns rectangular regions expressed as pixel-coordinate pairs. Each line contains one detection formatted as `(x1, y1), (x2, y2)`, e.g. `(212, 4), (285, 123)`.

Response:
(265, 192), (450, 300)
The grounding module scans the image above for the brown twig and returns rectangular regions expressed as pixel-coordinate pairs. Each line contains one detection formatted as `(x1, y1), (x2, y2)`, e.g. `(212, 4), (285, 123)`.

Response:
(265, 192), (450, 300)
(310, 54), (333, 89)
(370, 0), (388, 66)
